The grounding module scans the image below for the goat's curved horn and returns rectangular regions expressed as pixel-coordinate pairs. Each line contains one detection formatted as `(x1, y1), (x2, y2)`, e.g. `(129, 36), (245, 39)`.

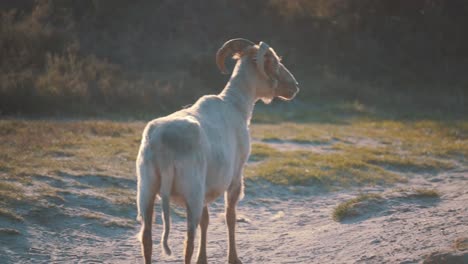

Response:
(256, 41), (271, 80)
(216, 38), (255, 74)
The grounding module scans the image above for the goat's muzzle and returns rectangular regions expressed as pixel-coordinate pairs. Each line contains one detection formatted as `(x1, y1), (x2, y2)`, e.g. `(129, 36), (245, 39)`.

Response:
(277, 81), (299, 101)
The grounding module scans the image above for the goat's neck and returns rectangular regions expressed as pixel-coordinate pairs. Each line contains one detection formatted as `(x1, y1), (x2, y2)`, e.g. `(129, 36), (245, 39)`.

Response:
(220, 62), (257, 124)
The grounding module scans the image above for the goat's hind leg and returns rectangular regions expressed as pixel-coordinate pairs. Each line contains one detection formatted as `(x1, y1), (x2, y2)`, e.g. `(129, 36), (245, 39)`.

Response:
(177, 156), (206, 264)
(184, 194), (204, 264)
(226, 182), (243, 264)
(196, 206), (209, 264)
(140, 205), (155, 264)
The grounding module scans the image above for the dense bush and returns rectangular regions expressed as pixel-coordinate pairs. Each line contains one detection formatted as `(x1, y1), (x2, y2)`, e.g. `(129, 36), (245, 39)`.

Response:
(0, 0), (467, 115)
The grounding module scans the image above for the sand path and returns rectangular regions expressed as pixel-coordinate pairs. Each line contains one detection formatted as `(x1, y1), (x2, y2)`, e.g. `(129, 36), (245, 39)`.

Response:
(2, 166), (467, 263)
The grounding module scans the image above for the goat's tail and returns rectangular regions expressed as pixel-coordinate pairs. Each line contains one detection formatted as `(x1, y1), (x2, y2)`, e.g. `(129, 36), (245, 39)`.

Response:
(159, 164), (174, 256)
(136, 155), (158, 228)
(136, 147), (163, 264)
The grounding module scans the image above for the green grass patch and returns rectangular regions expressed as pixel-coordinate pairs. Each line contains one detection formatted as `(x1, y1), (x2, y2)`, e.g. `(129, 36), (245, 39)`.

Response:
(249, 143), (279, 162)
(0, 120), (144, 178)
(245, 148), (404, 187)
(246, 117), (466, 187)
(0, 181), (26, 202)
(336, 145), (455, 172)
(353, 120), (468, 158)
(332, 193), (383, 221)
(0, 119), (144, 220)
(251, 119), (468, 160)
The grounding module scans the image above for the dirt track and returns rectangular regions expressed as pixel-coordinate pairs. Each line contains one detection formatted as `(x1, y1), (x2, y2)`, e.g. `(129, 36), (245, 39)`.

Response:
(2, 166), (467, 263)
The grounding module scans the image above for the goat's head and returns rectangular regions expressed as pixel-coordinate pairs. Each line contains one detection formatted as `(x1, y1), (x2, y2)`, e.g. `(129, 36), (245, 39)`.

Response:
(216, 38), (299, 103)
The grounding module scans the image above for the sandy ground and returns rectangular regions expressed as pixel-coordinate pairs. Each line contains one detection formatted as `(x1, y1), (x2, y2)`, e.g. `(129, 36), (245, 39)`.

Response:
(1, 139), (467, 263)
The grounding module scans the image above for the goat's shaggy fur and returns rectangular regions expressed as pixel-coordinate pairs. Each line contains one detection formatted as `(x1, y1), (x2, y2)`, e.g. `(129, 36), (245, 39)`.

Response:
(136, 38), (299, 264)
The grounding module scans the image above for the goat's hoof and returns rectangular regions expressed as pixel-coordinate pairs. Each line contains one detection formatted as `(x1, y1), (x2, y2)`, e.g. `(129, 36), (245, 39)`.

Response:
(196, 257), (208, 264)
(228, 258), (242, 264)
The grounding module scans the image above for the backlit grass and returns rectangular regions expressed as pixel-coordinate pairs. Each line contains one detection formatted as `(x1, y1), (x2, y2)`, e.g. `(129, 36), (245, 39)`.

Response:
(251, 120), (468, 159)
(246, 146), (404, 186)
(0, 119), (144, 226)
(0, 207), (24, 222)
(80, 211), (133, 228)
(100, 187), (135, 205)
(0, 228), (21, 235)
(0, 120), (144, 178)
(249, 143), (279, 162)
(247, 116), (466, 187)
(391, 187), (441, 199)
(251, 123), (335, 143)
(412, 188), (440, 198)
(0, 181), (26, 202)
(335, 145), (455, 172)
(0, 106), (466, 224)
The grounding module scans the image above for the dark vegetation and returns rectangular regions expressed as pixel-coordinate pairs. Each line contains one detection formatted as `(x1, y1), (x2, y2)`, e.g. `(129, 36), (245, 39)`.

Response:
(1, 0), (467, 116)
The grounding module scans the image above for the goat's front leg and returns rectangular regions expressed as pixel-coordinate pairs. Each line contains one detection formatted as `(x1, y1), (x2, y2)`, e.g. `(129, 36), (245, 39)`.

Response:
(196, 206), (209, 264)
(226, 183), (243, 264)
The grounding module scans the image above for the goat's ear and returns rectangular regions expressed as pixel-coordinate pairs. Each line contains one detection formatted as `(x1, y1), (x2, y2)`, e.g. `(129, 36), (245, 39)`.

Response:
(264, 53), (279, 77)
(232, 52), (242, 60)
(244, 47), (257, 60)
(230, 47), (258, 62)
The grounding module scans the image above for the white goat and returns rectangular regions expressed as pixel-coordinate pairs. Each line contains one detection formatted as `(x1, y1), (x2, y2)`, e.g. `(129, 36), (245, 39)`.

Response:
(136, 38), (299, 264)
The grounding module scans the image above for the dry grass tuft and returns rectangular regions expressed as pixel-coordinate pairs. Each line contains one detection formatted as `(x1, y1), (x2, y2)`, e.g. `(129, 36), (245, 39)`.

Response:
(413, 188), (440, 198)
(332, 193), (383, 221)
(0, 228), (21, 235)
(0, 181), (26, 202)
(0, 207), (24, 222)
(454, 237), (468, 251)
(394, 187), (441, 198)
